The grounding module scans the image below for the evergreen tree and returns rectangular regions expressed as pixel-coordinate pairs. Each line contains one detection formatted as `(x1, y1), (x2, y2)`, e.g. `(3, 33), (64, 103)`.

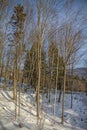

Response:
(48, 42), (64, 89)
(23, 43), (47, 90)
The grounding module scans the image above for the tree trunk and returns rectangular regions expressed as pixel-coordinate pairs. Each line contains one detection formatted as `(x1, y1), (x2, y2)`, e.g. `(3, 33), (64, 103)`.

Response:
(13, 67), (17, 100)
(62, 64), (66, 124)
(18, 69), (21, 117)
(58, 84), (62, 103)
(37, 40), (42, 119)
(54, 53), (59, 116)
(14, 66), (17, 119)
(71, 63), (73, 109)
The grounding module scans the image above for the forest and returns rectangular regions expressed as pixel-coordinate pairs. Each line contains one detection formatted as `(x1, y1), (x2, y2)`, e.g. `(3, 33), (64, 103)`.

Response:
(0, 0), (87, 130)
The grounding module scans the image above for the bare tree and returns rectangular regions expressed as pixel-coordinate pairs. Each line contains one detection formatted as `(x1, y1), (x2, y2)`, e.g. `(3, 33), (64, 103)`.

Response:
(26, 0), (59, 122)
(60, 15), (86, 125)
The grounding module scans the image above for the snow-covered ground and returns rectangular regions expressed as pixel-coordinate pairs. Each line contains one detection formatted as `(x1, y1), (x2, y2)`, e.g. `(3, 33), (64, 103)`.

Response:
(0, 90), (87, 130)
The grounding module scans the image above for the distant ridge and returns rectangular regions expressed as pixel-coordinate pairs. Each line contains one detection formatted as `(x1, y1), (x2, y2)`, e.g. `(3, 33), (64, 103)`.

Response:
(73, 67), (87, 79)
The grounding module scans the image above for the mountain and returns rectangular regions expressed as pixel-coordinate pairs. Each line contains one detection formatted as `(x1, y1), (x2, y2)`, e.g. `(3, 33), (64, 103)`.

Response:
(73, 67), (87, 79)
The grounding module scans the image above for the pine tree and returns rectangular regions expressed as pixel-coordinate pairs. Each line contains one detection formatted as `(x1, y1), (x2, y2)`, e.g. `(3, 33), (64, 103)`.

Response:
(23, 43), (47, 90)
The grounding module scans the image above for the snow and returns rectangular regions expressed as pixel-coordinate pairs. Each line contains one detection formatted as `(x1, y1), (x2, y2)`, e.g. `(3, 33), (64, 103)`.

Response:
(0, 90), (87, 130)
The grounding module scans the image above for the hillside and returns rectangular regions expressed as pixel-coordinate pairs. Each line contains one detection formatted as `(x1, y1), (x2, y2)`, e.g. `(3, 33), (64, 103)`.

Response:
(0, 90), (87, 130)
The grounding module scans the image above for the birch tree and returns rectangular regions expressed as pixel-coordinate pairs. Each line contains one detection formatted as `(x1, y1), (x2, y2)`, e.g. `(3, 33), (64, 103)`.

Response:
(29, 0), (59, 120)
